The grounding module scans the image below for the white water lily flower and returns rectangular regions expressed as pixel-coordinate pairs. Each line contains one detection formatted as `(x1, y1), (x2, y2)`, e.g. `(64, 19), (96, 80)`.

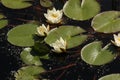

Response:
(111, 33), (120, 47)
(50, 37), (67, 53)
(37, 24), (50, 36)
(44, 8), (63, 24)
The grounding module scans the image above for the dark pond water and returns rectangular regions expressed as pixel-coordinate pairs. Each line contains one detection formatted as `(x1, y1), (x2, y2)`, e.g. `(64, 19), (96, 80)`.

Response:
(0, 0), (120, 80)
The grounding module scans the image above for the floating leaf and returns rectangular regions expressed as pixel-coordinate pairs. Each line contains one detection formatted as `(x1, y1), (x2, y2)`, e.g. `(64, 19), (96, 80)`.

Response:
(15, 66), (45, 80)
(0, 14), (8, 29)
(92, 11), (120, 33)
(63, 0), (100, 20)
(81, 41), (115, 65)
(21, 48), (42, 66)
(7, 24), (38, 47)
(40, 0), (53, 7)
(98, 74), (120, 80)
(1, 0), (32, 9)
(45, 25), (87, 49)
(0, 20), (8, 29)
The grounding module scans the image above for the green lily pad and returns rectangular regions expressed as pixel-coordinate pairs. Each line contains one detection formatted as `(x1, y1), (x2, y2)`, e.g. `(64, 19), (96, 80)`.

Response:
(0, 14), (8, 29)
(15, 66), (45, 80)
(1, 0), (32, 9)
(21, 48), (42, 66)
(81, 41), (115, 65)
(45, 25), (87, 49)
(98, 74), (120, 80)
(63, 0), (100, 20)
(92, 11), (120, 33)
(7, 24), (38, 47)
(40, 0), (53, 7)
(0, 20), (8, 29)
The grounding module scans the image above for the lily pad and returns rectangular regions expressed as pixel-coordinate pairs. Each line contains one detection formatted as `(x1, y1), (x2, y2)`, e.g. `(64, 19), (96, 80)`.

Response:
(81, 41), (115, 65)
(1, 0), (32, 9)
(21, 48), (42, 66)
(45, 25), (87, 49)
(40, 0), (53, 7)
(15, 66), (45, 80)
(92, 11), (120, 33)
(7, 24), (38, 47)
(0, 20), (8, 29)
(98, 74), (120, 80)
(0, 14), (8, 29)
(63, 0), (100, 20)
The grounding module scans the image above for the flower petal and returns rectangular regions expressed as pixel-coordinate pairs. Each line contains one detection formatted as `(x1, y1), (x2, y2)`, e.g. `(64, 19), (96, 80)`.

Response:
(44, 7), (63, 24)
(50, 37), (66, 53)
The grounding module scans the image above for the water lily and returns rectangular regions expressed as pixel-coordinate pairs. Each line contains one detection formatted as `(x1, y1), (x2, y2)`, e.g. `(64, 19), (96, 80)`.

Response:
(111, 33), (120, 47)
(50, 37), (67, 53)
(37, 24), (50, 36)
(44, 8), (63, 24)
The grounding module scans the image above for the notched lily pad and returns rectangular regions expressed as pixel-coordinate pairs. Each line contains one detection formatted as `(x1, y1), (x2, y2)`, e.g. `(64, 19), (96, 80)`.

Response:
(15, 66), (45, 80)
(45, 25), (88, 49)
(92, 11), (120, 33)
(0, 14), (8, 29)
(63, 0), (100, 20)
(81, 41), (115, 65)
(1, 0), (32, 9)
(7, 24), (38, 47)
(98, 74), (120, 80)
(21, 47), (42, 66)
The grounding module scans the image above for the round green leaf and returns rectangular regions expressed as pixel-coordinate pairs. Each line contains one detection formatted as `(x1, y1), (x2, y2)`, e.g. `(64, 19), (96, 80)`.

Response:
(40, 0), (53, 7)
(15, 66), (45, 80)
(1, 0), (32, 9)
(0, 20), (8, 29)
(98, 74), (120, 80)
(67, 35), (87, 48)
(0, 14), (8, 29)
(81, 41), (115, 65)
(63, 0), (100, 20)
(7, 24), (38, 47)
(45, 25), (87, 49)
(21, 48), (42, 66)
(92, 11), (120, 33)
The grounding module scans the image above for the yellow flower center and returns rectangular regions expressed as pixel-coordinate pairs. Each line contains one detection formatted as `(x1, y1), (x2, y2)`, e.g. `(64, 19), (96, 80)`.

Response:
(118, 37), (120, 41)
(51, 14), (58, 18)
(39, 27), (45, 32)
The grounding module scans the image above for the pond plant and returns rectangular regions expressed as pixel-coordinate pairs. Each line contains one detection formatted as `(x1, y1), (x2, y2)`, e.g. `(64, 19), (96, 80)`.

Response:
(0, 0), (120, 80)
